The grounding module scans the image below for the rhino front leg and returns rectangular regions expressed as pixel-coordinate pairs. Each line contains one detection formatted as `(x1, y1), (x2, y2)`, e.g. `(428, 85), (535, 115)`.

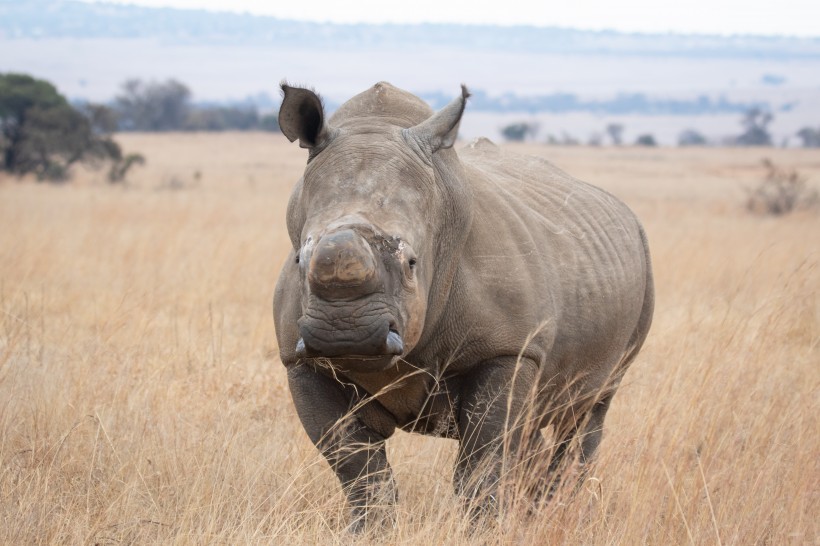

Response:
(454, 357), (540, 516)
(287, 363), (397, 532)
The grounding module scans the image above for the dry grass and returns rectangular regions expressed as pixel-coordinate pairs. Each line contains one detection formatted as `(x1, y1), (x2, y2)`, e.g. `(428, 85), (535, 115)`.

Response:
(1, 134), (818, 544)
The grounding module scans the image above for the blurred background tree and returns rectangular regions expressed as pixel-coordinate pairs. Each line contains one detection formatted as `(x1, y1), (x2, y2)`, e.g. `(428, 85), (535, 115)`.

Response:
(0, 73), (133, 182)
(735, 108), (773, 146)
(115, 78), (192, 132)
(635, 134), (657, 147)
(606, 123), (624, 146)
(795, 126), (820, 147)
(678, 129), (708, 146)
(500, 121), (538, 142)
(112, 78), (280, 133)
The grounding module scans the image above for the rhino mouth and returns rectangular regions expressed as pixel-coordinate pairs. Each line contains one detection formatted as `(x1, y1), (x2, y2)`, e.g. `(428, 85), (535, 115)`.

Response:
(294, 329), (403, 373)
(295, 296), (404, 370)
(294, 327), (404, 360)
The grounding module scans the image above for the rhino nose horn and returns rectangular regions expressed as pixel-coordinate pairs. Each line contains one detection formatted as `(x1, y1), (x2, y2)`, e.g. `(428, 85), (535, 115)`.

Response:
(308, 229), (379, 298)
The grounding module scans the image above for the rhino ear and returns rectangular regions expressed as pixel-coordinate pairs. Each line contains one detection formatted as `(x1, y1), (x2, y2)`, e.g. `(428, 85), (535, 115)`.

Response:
(279, 84), (332, 149)
(405, 85), (470, 154)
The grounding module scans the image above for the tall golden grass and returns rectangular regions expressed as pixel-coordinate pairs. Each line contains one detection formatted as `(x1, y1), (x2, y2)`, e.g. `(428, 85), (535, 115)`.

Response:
(1, 133), (817, 544)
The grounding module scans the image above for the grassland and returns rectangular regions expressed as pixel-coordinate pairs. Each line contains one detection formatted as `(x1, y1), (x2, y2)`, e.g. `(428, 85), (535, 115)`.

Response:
(1, 133), (817, 544)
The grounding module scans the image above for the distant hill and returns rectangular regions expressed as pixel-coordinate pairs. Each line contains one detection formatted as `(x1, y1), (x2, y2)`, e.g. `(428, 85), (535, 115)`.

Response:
(3, 0), (820, 144)
(2, 0), (820, 59)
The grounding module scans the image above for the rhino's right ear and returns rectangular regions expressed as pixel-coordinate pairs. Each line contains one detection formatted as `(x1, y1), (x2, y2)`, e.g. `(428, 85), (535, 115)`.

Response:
(278, 84), (333, 149)
(404, 84), (470, 155)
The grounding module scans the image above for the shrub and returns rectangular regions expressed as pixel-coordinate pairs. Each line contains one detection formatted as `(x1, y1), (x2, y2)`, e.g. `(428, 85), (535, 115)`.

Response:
(678, 129), (707, 146)
(501, 122), (538, 142)
(606, 123), (624, 146)
(746, 159), (818, 215)
(736, 108), (773, 146)
(796, 127), (820, 148)
(635, 134), (657, 147)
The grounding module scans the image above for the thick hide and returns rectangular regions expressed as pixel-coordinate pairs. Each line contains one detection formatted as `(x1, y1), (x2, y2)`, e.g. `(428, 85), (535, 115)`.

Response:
(273, 81), (654, 530)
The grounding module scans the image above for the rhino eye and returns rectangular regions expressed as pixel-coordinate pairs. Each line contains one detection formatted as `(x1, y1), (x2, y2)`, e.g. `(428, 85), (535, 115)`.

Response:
(295, 256), (300, 264)
(408, 258), (417, 269)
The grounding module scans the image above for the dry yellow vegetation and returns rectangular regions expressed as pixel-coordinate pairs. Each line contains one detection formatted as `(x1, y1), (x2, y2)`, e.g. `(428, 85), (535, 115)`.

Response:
(1, 133), (818, 544)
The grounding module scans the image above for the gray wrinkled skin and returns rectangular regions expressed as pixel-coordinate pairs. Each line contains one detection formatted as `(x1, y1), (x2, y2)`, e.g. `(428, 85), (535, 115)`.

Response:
(273, 82), (654, 530)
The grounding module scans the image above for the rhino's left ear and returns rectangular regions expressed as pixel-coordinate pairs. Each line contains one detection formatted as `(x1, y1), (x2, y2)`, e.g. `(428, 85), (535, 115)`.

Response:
(279, 84), (334, 149)
(404, 85), (470, 154)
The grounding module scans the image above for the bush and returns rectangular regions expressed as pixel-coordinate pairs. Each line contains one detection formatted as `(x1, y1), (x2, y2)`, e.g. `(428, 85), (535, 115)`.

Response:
(746, 159), (818, 215)
(546, 132), (579, 146)
(635, 134), (657, 147)
(606, 123), (624, 146)
(115, 79), (191, 131)
(501, 122), (538, 142)
(796, 127), (820, 148)
(678, 129), (707, 146)
(108, 152), (146, 184)
(736, 108), (773, 146)
(259, 113), (280, 132)
(186, 106), (267, 131)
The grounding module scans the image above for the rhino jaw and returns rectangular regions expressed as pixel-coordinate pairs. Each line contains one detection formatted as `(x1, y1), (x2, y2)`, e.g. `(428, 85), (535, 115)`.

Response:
(294, 329), (404, 360)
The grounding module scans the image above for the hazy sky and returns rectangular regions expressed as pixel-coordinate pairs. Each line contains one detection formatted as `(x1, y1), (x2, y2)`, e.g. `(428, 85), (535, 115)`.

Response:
(81, 0), (820, 37)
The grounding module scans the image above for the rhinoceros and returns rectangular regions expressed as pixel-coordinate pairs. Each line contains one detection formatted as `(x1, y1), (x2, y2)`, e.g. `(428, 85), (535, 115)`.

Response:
(273, 82), (653, 529)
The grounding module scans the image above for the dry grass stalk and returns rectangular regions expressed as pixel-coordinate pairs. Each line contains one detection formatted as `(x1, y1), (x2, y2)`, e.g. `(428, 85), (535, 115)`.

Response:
(0, 134), (818, 543)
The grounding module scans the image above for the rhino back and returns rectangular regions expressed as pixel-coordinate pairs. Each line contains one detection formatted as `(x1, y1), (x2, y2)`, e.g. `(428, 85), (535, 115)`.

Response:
(424, 141), (651, 386)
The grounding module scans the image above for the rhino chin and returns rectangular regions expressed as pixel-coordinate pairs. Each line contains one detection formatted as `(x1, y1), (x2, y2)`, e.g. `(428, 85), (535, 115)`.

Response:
(326, 355), (400, 374)
(293, 338), (400, 373)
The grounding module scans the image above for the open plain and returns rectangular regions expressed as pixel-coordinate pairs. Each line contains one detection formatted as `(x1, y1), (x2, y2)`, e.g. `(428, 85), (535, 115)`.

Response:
(1, 133), (818, 544)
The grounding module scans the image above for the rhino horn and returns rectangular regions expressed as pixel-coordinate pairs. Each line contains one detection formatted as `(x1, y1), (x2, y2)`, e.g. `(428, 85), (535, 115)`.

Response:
(307, 229), (380, 299)
(279, 83), (334, 149)
(404, 84), (470, 154)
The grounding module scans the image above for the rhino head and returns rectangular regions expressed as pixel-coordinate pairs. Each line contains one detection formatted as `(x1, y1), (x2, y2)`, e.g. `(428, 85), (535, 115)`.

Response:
(277, 82), (471, 372)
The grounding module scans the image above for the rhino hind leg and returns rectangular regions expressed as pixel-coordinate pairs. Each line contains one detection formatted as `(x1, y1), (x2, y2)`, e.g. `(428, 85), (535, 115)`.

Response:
(534, 391), (615, 503)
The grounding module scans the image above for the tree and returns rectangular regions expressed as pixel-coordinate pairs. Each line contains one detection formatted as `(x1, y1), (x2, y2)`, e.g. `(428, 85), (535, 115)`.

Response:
(635, 134), (657, 147)
(115, 78), (191, 131)
(678, 129), (707, 146)
(78, 102), (119, 134)
(501, 122), (538, 142)
(184, 106), (259, 131)
(107, 152), (145, 183)
(606, 123), (624, 146)
(736, 108), (773, 146)
(1, 73), (66, 175)
(635, 133), (658, 148)
(796, 127), (820, 148)
(259, 113), (280, 132)
(0, 73), (123, 181)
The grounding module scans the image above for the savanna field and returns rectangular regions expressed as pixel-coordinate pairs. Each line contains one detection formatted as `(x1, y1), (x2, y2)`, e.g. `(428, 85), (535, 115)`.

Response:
(1, 133), (817, 544)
